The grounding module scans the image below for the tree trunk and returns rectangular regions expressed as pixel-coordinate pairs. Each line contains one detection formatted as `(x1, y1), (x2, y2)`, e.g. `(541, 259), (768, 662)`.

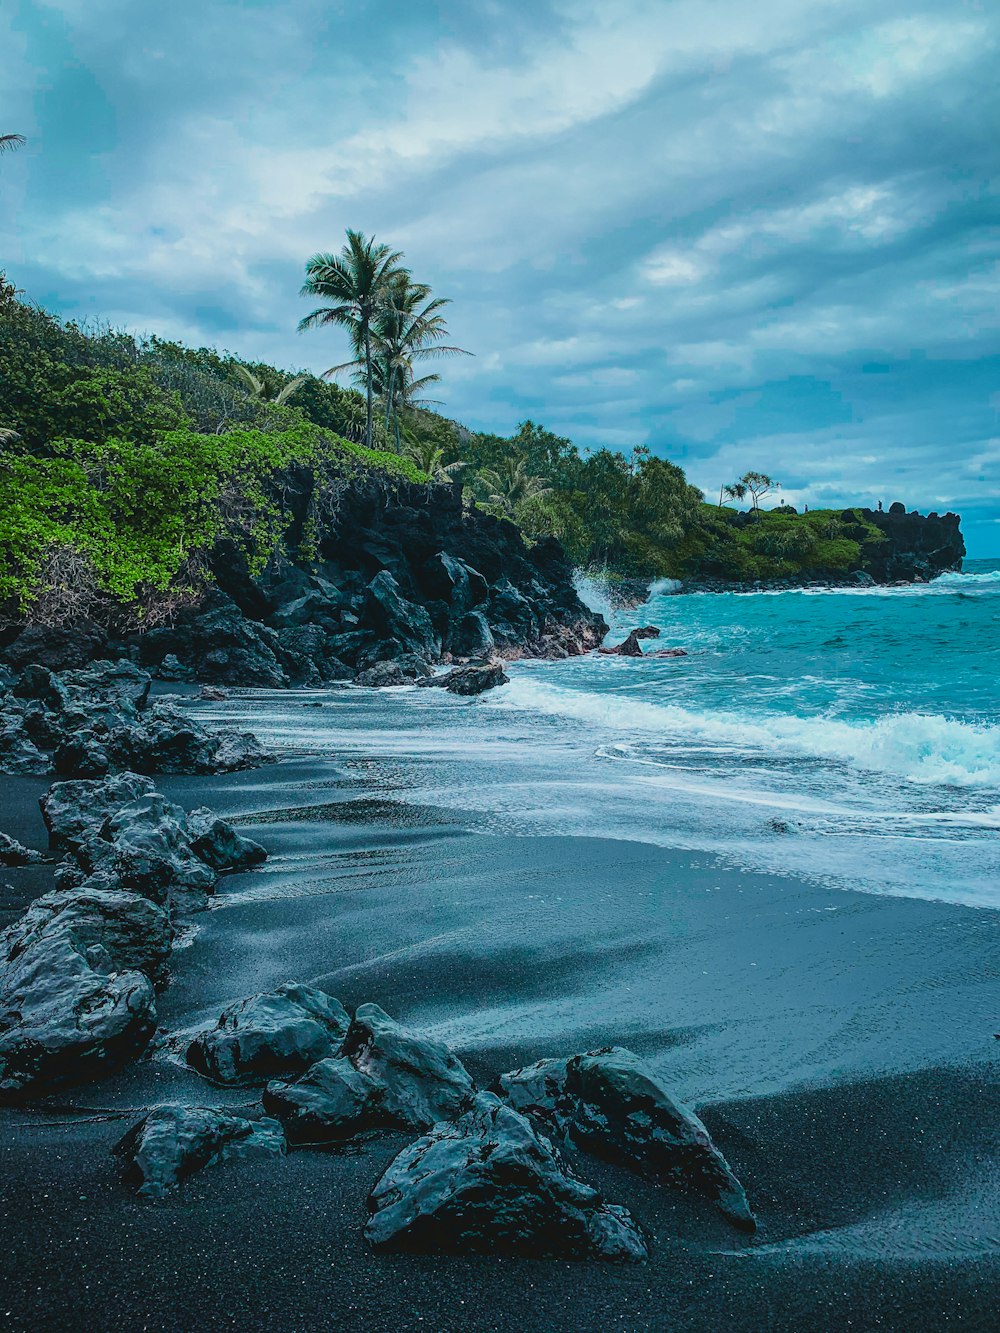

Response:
(364, 320), (373, 449)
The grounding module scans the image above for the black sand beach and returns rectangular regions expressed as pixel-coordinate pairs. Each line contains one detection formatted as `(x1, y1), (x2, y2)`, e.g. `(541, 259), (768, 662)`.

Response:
(1, 694), (997, 1331)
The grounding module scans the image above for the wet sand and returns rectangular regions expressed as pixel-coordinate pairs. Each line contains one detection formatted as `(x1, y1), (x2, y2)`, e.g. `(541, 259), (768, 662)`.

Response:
(0, 711), (997, 1331)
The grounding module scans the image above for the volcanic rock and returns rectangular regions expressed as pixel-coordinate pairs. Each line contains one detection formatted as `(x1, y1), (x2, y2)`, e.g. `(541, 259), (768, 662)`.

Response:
(366, 1092), (649, 1261)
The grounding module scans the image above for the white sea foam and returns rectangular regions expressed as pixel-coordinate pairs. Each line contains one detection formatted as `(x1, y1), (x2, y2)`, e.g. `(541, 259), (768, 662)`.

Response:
(492, 677), (1000, 788)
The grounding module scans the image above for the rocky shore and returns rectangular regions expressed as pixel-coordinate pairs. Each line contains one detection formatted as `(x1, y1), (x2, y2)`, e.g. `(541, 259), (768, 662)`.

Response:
(0, 477), (606, 689)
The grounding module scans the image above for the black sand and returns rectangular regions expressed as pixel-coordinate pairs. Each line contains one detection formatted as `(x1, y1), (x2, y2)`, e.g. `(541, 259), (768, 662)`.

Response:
(1, 719), (997, 1331)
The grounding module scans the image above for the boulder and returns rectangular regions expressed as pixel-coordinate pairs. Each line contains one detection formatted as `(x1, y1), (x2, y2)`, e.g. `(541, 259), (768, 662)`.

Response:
(0, 725), (49, 775)
(419, 663), (509, 696)
(366, 1092), (648, 1261)
(138, 592), (289, 687)
(495, 1047), (755, 1231)
(449, 610), (495, 660)
(76, 794), (216, 909)
(61, 661), (152, 710)
(597, 626), (661, 658)
(184, 809), (267, 874)
(0, 833), (49, 867)
(0, 923), (156, 1097)
(423, 552), (489, 612)
(342, 1003), (474, 1130)
(355, 662), (410, 689)
(263, 1056), (380, 1144)
(2, 885), (172, 988)
(1, 622), (108, 672)
(186, 983), (350, 1085)
(115, 1106), (285, 1198)
(40, 773), (156, 851)
(362, 572), (441, 662)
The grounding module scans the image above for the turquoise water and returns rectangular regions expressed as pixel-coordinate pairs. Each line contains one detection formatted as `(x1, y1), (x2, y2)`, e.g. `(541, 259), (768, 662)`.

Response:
(485, 560), (1000, 906)
(214, 561), (1000, 911)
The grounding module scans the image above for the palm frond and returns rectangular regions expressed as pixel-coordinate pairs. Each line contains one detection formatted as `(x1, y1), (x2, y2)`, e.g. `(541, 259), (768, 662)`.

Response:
(0, 134), (26, 154)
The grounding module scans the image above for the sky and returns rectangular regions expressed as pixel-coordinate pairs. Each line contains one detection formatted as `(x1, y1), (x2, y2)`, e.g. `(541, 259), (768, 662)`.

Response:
(2, 0), (998, 555)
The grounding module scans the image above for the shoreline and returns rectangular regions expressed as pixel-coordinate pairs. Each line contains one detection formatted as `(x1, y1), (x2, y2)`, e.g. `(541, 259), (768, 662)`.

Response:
(1, 705), (997, 1329)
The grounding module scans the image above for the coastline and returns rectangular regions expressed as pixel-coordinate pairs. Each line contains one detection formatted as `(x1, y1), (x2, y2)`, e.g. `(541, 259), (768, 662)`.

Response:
(1, 699), (997, 1330)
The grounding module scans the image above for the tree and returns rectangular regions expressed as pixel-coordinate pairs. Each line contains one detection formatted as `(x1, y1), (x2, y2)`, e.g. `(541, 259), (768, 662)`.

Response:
(298, 231), (404, 449)
(0, 134), (26, 155)
(328, 270), (470, 451)
(405, 438), (464, 481)
(476, 455), (551, 517)
(723, 471), (777, 514)
(232, 364), (308, 406)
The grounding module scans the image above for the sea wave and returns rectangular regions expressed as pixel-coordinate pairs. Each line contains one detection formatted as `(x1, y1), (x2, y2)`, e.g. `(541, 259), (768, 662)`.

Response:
(492, 678), (1000, 788)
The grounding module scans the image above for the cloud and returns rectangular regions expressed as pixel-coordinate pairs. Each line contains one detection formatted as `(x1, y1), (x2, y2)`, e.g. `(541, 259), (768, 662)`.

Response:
(3, 0), (999, 553)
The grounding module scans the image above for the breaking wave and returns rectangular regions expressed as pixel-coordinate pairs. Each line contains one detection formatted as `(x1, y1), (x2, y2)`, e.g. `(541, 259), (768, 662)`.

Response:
(493, 678), (1000, 789)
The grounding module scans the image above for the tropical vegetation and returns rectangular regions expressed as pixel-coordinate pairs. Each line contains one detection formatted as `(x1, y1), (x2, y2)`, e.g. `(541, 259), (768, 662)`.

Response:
(0, 226), (885, 624)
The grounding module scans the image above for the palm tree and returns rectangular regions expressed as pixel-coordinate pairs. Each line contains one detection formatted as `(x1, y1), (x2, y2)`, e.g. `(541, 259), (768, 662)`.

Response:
(405, 437), (464, 482)
(233, 363), (308, 405)
(476, 456), (551, 517)
(298, 231), (404, 448)
(0, 134), (26, 155)
(329, 271), (470, 450)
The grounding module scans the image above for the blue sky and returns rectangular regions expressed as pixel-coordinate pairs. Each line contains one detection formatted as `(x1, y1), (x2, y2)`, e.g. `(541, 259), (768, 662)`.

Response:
(3, 0), (998, 554)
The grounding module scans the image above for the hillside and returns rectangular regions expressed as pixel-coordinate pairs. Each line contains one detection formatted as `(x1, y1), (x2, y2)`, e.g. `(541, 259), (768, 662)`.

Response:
(0, 275), (964, 669)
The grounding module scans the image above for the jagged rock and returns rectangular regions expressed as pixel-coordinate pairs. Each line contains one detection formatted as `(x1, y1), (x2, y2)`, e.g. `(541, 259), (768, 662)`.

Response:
(342, 1003), (474, 1130)
(138, 591), (289, 687)
(366, 1092), (648, 1261)
(263, 1056), (380, 1143)
(487, 579), (540, 647)
(2, 884), (172, 988)
(598, 626), (661, 657)
(0, 833), (49, 867)
(423, 552), (489, 613)
(40, 773), (156, 851)
(115, 1106), (285, 1198)
(156, 654), (193, 681)
(449, 610), (495, 659)
(355, 661), (409, 688)
(12, 664), (70, 710)
(0, 725), (50, 775)
(75, 794), (216, 909)
(61, 661), (152, 710)
(185, 809), (267, 873)
(0, 922), (156, 1097)
(362, 572), (441, 662)
(1, 622), (108, 671)
(419, 663), (509, 696)
(186, 983), (350, 1086)
(495, 1046), (755, 1231)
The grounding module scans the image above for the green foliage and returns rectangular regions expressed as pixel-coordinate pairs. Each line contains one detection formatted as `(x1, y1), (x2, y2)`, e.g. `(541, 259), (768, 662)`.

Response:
(0, 422), (428, 617)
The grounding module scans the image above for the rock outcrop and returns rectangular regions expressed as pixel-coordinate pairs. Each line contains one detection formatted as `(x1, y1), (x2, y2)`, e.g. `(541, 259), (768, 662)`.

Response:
(0, 774), (268, 1098)
(115, 1105), (285, 1197)
(186, 983), (351, 1085)
(366, 1092), (649, 1262)
(495, 1046), (755, 1230)
(0, 477), (606, 687)
(340, 1003), (476, 1130)
(0, 662), (272, 778)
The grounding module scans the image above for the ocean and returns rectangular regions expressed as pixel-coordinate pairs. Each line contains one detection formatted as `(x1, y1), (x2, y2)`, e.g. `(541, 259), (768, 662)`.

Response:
(215, 559), (1000, 913)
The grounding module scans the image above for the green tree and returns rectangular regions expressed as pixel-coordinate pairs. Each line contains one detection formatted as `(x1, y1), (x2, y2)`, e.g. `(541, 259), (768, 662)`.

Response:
(330, 271), (470, 450)
(724, 471), (777, 514)
(405, 438), (464, 481)
(476, 455), (552, 517)
(232, 364), (308, 406)
(299, 231), (404, 449)
(0, 134), (26, 155)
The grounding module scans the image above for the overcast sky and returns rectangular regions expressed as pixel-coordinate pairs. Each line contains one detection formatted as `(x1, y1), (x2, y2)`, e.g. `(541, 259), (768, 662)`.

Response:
(3, 0), (998, 553)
